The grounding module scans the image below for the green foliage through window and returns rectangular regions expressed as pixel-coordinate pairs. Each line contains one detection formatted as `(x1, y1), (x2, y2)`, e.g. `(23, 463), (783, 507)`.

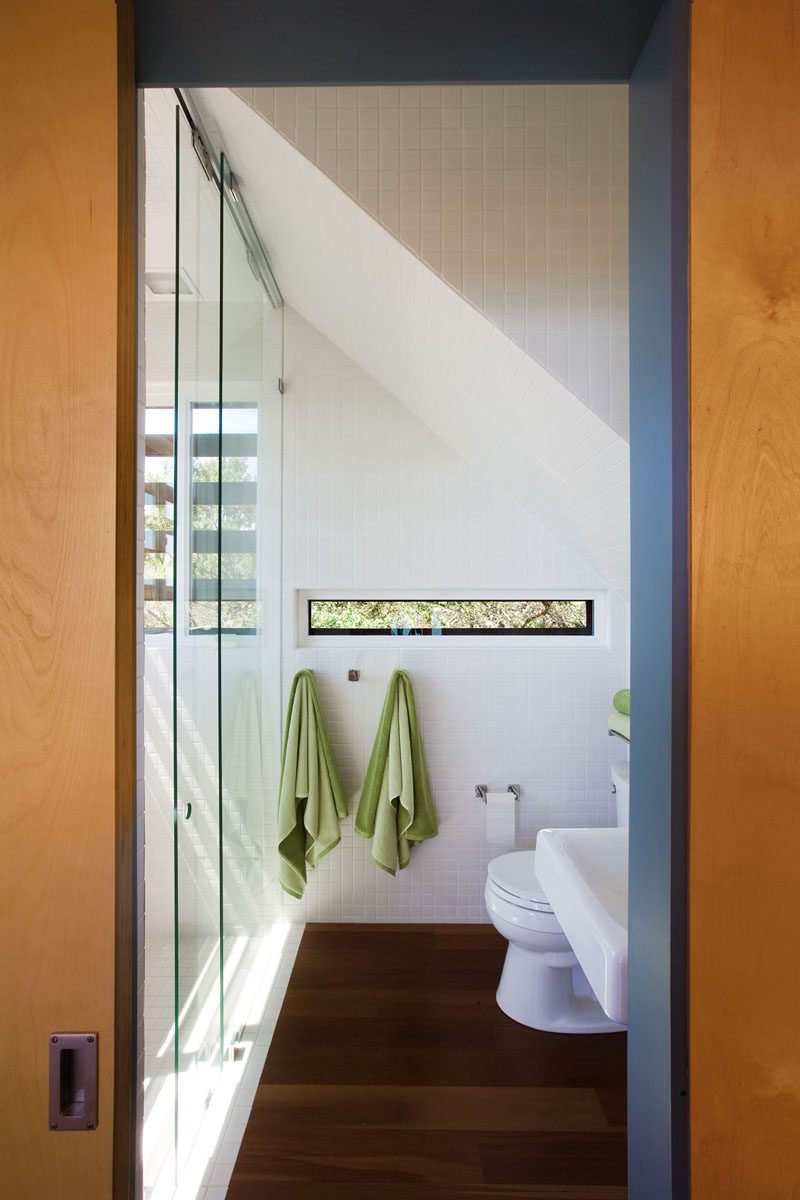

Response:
(144, 405), (261, 634)
(308, 599), (592, 636)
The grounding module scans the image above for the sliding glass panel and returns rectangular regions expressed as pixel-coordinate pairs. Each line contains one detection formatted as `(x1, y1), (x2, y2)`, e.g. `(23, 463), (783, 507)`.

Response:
(218, 154), (282, 1065)
(144, 91), (283, 1198)
(174, 104), (223, 1179)
(142, 90), (179, 1196)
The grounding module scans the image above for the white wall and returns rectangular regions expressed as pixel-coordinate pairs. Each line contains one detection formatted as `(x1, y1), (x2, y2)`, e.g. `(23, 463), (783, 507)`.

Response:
(235, 84), (629, 438)
(267, 309), (628, 923)
(195, 87), (630, 593)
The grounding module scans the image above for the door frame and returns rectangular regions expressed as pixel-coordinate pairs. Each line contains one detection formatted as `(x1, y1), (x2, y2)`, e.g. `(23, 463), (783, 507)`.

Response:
(127, 3), (691, 1195)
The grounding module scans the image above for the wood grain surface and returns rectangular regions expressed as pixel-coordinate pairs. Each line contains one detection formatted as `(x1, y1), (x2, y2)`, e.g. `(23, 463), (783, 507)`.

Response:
(689, 0), (800, 1195)
(228, 925), (627, 1198)
(0, 2), (134, 1195)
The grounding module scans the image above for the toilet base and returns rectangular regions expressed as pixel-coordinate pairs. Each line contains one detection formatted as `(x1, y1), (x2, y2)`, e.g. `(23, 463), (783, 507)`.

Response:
(496, 941), (625, 1034)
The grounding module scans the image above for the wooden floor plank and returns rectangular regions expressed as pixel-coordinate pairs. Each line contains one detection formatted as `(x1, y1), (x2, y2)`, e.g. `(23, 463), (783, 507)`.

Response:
(247, 1084), (612, 1132)
(234, 1127), (484, 1184)
(227, 1184), (628, 1200)
(593, 1088), (627, 1131)
(480, 1133), (628, 1186)
(228, 924), (628, 1198)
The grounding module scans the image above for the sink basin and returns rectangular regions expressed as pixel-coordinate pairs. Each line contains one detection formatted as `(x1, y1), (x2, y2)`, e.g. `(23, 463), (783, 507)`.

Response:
(534, 827), (629, 1025)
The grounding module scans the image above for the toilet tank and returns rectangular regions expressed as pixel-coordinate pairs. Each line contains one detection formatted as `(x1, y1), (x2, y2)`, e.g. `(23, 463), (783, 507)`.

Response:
(611, 761), (629, 827)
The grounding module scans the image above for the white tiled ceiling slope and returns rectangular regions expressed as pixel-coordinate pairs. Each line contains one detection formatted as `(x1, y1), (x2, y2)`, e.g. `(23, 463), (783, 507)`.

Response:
(195, 89), (629, 592)
(233, 83), (630, 439)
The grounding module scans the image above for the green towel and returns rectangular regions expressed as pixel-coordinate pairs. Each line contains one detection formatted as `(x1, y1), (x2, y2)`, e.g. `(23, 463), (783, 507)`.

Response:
(612, 688), (630, 715)
(277, 670), (347, 898)
(355, 670), (438, 875)
(608, 710), (630, 742)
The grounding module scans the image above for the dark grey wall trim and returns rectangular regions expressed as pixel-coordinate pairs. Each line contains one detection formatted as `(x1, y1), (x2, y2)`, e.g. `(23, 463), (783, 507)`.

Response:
(667, 3), (690, 1192)
(628, 0), (689, 1195)
(134, 0), (663, 87)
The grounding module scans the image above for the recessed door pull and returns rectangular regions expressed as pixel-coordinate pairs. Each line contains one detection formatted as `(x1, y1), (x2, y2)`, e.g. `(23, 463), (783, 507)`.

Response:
(49, 1034), (98, 1132)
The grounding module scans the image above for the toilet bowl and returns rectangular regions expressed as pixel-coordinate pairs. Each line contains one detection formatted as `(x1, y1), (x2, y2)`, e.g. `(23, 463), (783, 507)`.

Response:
(485, 850), (624, 1033)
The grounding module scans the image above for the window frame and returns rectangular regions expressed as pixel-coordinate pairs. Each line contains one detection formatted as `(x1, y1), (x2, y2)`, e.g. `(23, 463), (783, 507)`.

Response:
(295, 588), (609, 650)
(307, 597), (594, 638)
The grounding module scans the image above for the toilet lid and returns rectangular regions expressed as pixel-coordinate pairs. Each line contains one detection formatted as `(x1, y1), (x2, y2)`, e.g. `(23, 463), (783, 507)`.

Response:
(487, 851), (554, 911)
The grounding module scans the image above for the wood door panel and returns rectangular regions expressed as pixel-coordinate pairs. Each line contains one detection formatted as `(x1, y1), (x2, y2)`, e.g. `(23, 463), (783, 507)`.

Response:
(689, 1), (800, 1196)
(0, 2), (135, 1195)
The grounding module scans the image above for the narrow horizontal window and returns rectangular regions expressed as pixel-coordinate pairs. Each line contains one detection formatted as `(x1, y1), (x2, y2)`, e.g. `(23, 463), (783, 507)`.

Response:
(308, 599), (593, 636)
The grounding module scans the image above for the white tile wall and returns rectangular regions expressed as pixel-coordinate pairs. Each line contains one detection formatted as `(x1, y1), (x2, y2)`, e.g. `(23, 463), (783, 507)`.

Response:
(234, 84), (629, 438)
(193, 89), (630, 593)
(267, 310), (628, 924)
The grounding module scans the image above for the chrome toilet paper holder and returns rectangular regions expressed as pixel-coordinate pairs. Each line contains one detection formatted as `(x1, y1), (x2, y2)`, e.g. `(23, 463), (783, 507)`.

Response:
(475, 784), (520, 803)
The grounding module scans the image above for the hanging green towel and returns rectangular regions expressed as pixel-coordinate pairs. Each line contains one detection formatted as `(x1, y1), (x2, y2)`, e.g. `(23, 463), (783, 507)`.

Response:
(608, 710), (630, 742)
(277, 670), (347, 898)
(355, 670), (438, 875)
(612, 688), (631, 716)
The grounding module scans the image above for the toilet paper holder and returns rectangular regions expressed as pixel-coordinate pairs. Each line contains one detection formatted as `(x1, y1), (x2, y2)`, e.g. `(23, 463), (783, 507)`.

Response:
(475, 784), (520, 803)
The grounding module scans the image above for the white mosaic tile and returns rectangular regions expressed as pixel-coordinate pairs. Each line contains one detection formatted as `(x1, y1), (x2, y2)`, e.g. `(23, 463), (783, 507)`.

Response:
(235, 84), (629, 439)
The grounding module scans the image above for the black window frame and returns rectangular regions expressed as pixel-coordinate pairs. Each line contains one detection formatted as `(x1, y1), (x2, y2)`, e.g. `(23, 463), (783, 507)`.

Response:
(307, 598), (594, 637)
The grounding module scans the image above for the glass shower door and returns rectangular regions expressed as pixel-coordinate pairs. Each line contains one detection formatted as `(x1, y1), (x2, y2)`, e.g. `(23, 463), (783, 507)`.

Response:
(217, 154), (266, 1064)
(218, 153), (284, 1065)
(173, 104), (223, 1179)
(144, 92), (283, 1199)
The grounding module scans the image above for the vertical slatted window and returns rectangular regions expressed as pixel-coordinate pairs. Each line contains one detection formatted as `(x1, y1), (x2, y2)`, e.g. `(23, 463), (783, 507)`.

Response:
(189, 403), (259, 633)
(144, 404), (260, 633)
(144, 408), (175, 631)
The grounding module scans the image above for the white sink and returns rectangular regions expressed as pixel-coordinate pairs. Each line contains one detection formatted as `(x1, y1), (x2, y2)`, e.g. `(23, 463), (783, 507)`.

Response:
(534, 827), (629, 1025)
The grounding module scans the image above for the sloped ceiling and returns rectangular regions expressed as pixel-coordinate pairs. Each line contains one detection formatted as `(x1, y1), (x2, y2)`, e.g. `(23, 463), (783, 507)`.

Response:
(232, 83), (630, 438)
(193, 88), (630, 591)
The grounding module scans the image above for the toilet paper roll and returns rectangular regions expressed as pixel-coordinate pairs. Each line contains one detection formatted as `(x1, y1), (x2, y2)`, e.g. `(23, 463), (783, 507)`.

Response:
(485, 790), (516, 847)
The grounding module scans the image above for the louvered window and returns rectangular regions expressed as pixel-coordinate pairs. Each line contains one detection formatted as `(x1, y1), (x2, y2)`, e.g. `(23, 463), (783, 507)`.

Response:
(190, 404), (259, 633)
(144, 405), (260, 633)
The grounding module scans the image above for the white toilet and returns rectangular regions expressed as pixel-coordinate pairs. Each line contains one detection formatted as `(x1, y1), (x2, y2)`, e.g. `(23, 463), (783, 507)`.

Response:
(484, 761), (629, 1033)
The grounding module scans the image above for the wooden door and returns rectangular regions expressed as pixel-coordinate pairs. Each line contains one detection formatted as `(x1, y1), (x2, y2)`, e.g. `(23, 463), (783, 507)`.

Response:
(0, 1), (136, 1195)
(690, 0), (800, 1194)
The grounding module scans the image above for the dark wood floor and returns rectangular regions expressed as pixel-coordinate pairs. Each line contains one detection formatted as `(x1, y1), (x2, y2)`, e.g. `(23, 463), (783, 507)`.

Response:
(227, 924), (627, 1199)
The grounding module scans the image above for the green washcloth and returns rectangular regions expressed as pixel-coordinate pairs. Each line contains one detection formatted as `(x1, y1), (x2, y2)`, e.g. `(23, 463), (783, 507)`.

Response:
(355, 670), (438, 875)
(608, 710), (630, 742)
(277, 670), (347, 898)
(612, 688), (631, 716)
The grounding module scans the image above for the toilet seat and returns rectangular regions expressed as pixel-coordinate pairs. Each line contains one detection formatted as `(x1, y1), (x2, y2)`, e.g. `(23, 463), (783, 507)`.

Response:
(484, 851), (624, 1033)
(485, 878), (565, 937)
(487, 851), (554, 912)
